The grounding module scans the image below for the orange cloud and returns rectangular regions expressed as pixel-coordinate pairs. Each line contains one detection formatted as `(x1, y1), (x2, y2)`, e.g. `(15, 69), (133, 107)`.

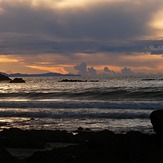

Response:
(27, 65), (68, 74)
(0, 55), (19, 62)
(150, 10), (163, 37)
(2, 52), (163, 74)
(121, 54), (163, 62)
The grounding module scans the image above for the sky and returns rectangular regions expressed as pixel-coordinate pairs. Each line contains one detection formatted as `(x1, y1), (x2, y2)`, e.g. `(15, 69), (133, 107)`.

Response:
(1, 0), (163, 74)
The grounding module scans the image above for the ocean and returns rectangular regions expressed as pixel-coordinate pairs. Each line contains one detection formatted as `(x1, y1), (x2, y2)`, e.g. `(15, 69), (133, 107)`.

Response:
(0, 76), (162, 133)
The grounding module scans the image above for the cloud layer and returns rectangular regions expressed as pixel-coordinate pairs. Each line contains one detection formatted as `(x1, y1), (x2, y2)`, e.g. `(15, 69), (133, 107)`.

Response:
(0, 0), (163, 40)
(0, 0), (163, 73)
(0, 0), (163, 55)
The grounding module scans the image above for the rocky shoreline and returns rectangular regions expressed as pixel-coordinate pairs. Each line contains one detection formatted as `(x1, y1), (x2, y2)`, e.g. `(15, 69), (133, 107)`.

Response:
(0, 127), (163, 163)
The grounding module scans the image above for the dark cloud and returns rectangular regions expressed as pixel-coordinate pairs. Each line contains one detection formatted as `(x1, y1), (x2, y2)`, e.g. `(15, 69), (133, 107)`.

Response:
(121, 67), (134, 76)
(74, 63), (88, 76)
(0, 2), (50, 35)
(0, 0), (162, 55)
(0, 0), (163, 74)
(88, 67), (97, 76)
(74, 63), (98, 76)
(104, 67), (111, 73)
(0, 33), (163, 56)
(0, 0), (162, 40)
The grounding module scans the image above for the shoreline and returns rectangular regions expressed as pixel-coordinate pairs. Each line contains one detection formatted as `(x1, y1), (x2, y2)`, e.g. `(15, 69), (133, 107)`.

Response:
(0, 127), (163, 162)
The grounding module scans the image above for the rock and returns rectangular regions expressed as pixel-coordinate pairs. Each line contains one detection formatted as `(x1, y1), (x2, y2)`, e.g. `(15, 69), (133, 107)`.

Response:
(59, 79), (87, 82)
(0, 146), (18, 163)
(27, 147), (76, 163)
(1, 128), (45, 149)
(0, 73), (11, 81)
(59, 79), (99, 82)
(10, 78), (25, 83)
(150, 110), (163, 135)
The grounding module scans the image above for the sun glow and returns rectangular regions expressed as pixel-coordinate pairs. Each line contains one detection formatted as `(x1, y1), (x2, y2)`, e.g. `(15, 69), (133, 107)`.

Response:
(150, 10), (163, 37)
(0, 55), (19, 62)
(121, 54), (163, 62)
(0, 0), (116, 10)
(27, 65), (68, 74)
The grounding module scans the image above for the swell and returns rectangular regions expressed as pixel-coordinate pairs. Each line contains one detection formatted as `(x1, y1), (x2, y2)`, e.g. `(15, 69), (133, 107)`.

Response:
(1, 87), (163, 100)
(0, 108), (150, 119)
(0, 101), (162, 110)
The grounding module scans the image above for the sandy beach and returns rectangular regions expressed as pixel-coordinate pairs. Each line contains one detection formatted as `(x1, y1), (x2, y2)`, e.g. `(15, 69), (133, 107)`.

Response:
(0, 127), (162, 163)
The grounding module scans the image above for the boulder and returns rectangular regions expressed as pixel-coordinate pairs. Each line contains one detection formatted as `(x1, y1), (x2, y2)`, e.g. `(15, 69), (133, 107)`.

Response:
(0, 73), (11, 81)
(10, 78), (25, 83)
(150, 110), (163, 135)
(0, 146), (18, 163)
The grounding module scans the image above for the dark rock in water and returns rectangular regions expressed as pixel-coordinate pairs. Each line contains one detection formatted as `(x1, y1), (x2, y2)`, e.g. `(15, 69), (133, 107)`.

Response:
(142, 78), (156, 81)
(150, 110), (163, 135)
(0, 73), (11, 81)
(59, 79), (88, 82)
(10, 78), (25, 83)
(59, 79), (99, 82)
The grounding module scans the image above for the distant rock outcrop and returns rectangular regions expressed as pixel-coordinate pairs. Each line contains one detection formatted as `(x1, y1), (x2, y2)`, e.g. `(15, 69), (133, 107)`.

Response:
(59, 79), (99, 82)
(10, 78), (25, 83)
(0, 73), (11, 81)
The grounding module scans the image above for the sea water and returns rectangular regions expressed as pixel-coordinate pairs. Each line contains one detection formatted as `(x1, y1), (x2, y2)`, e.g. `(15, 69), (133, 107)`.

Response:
(0, 76), (162, 133)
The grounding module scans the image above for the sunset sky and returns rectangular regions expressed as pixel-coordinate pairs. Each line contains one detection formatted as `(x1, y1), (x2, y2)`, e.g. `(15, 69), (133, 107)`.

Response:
(1, 0), (163, 74)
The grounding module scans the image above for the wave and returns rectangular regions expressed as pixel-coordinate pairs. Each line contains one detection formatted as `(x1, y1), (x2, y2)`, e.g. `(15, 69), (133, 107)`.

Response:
(0, 101), (163, 110)
(0, 109), (150, 119)
(1, 87), (163, 100)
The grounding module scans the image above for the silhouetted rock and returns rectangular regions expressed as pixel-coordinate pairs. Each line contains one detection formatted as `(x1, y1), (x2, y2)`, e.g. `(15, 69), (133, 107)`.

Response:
(1, 128), (45, 148)
(10, 78), (25, 83)
(150, 110), (163, 135)
(59, 79), (87, 82)
(142, 78), (156, 81)
(1, 128), (74, 146)
(59, 79), (99, 82)
(0, 73), (11, 81)
(27, 147), (77, 163)
(0, 146), (18, 163)
(0, 128), (163, 162)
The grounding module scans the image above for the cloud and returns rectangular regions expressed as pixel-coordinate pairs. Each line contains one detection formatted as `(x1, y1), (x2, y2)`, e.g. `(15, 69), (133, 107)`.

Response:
(0, 0), (163, 74)
(74, 63), (98, 76)
(73, 63), (136, 76)
(1, 33), (163, 56)
(0, 0), (162, 40)
(0, 0), (162, 56)
(103, 67), (111, 73)
(121, 67), (134, 76)
(88, 67), (97, 76)
(74, 63), (88, 76)
(103, 67), (115, 74)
